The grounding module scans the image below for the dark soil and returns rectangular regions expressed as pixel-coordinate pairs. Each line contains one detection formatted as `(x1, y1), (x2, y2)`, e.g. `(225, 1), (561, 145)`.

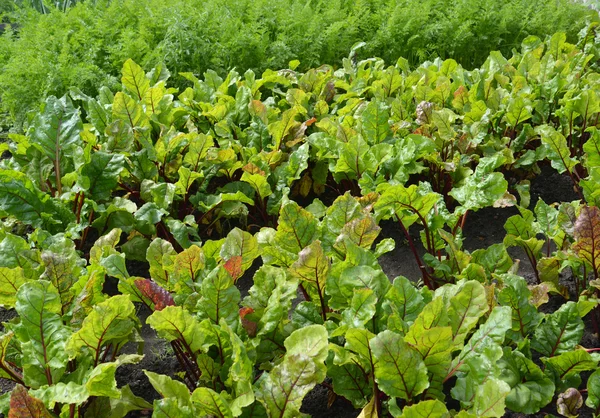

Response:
(117, 304), (181, 414)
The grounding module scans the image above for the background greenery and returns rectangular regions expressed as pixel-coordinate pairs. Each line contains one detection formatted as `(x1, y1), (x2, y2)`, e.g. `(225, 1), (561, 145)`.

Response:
(0, 0), (598, 130)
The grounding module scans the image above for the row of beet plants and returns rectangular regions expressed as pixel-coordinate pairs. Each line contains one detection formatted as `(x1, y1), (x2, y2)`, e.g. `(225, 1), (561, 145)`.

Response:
(0, 28), (599, 416)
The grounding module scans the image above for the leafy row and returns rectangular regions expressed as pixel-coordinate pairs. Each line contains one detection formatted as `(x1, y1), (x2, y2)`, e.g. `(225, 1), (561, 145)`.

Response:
(0, 191), (598, 416)
(2, 31), (600, 283)
(1, 0), (598, 127)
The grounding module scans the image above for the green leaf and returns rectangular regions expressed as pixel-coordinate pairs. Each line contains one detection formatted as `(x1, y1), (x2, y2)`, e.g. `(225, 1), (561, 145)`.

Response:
(543, 349), (597, 388)
(498, 348), (554, 414)
(586, 368), (600, 410)
(498, 274), (543, 342)
(399, 399), (449, 418)
(29, 381), (88, 408)
(470, 378), (511, 417)
(175, 166), (203, 197)
(146, 306), (205, 354)
(66, 295), (137, 361)
(0, 267), (30, 308)
(335, 136), (377, 181)
(121, 59), (150, 101)
(332, 288), (378, 337)
(531, 302), (584, 357)
(404, 323), (452, 401)
(0, 170), (51, 227)
(146, 238), (176, 289)
(504, 96), (532, 128)
(197, 266), (240, 326)
(327, 265), (390, 311)
(191, 387), (233, 418)
(370, 330), (429, 401)
(374, 184), (439, 227)
(14, 280), (70, 388)
(145, 371), (191, 404)
(29, 94), (82, 179)
(362, 99), (390, 144)
(449, 155), (508, 213)
(256, 325), (328, 417)
(223, 324), (254, 414)
(451, 306), (512, 376)
(241, 172), (272, 200)
(583, 128), (600, 169)
(112, 92), (152, 155)
(290, 240), (329, 305)
(78, 152), (125, 201)
(220, 228), (259, 274)
(448, 280), (488, 347)
(276, 201), (320, 254)
(327, 362), (370, 409)
(183, 133), (214, 171)
(536, 125), (577, 174)
(152, 397), (195, 417)
(243, 265), (297, 338)
(140, 180), (176, 211)
(382, 276), (425, 327)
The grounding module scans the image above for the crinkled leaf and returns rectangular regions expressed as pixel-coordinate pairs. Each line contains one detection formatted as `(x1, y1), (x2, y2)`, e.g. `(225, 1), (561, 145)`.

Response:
(536, 125), (577, 174)
(290, 240), (329, 306)
(78, 152), (125, 201)
(334, 215), (381, 255)
(371, 330), (429, 401)
(498, 348), (554, 414)
(121, 59), (149, 101)
(146, 306), (205, 354)
(448, 280), (488, 347)
(220, 228), (259, 274)
(198, 267), (240, 326)
(498, 274), (543, 342)
(276, 201), (320, 254)
(543, 350), (597, 388)
(586, 368), (600, 410)
(532, 302), (583, 357)
(399, 399), (449, 418)
(66, 295), (136, 361)
(374, 185), (439, 228)
(146, 239), (176, 289)
(14, 281), (69, 388)
(191, 387), (233, 418)
(470, 378), (511, 417)
(0, 267), (29, 308)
